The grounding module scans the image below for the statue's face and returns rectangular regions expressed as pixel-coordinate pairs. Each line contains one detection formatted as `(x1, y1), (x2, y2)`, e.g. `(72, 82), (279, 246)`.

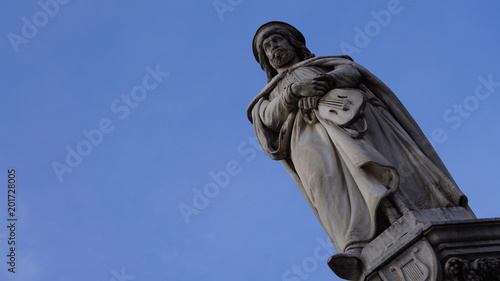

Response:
(262, 34), (296, 70)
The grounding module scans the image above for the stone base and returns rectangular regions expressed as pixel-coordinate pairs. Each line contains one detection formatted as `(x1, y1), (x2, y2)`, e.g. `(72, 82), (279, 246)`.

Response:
(330, 208), (500, 281)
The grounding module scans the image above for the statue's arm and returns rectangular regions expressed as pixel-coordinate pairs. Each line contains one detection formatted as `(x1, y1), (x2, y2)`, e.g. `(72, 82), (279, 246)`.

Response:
(326, 65), (361, 88)
(259, 86), (298, 132)
(258, 65), (361, 130)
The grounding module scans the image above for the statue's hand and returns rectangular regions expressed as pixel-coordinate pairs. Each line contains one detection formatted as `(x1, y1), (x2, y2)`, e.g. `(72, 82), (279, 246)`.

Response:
(298, 96), (321, 110)
(315, 73), (336, 89)
(291, 77), (330, 97)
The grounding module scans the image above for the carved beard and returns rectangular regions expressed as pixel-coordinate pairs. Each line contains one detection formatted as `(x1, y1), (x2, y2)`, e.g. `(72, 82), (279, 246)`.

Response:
(269, 48), (296, 70)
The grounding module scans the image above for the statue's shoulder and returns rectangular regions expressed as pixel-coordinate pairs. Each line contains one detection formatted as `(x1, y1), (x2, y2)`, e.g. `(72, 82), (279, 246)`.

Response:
(247, 56), (356, 122)
(301, 55), (355, 66)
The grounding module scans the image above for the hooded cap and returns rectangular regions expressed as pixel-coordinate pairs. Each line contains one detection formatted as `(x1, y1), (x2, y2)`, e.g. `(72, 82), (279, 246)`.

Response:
(252, 21), (305, 63)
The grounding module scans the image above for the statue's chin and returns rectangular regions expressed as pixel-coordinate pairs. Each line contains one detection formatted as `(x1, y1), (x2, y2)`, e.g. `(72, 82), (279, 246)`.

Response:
(270, 50), (295, 69)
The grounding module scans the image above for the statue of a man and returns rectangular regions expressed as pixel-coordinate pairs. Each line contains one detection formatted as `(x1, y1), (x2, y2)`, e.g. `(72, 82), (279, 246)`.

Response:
(247, 22), (475, 279)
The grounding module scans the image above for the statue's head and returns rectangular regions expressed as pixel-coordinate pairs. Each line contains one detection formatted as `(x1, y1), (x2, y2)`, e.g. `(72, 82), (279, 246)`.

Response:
(253, 21), (314, 82)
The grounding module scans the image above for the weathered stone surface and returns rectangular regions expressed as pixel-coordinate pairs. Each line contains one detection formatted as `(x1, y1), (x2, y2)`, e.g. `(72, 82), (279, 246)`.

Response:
(248, 23), (475, 269)
(377, 241), (438, 281)
(350, 209), (500, 281)
(362, 207), (476, 272)
(444, 257), (500, 281)
(247, 21), (496, 281)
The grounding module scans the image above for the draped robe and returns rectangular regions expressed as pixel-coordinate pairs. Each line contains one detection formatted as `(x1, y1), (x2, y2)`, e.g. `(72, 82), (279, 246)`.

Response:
(247, 56), (474, 252)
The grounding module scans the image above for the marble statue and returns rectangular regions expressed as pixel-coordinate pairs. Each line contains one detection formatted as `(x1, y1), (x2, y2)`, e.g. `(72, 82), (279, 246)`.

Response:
(247, 21), (475, 279)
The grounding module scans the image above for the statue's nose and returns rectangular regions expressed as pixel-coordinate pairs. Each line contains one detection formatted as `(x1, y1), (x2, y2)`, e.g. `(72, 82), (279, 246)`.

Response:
(270, 43), (282, 52)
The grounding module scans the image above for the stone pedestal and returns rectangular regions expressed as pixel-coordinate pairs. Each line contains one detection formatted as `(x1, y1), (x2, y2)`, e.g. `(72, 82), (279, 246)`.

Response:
(338, 208), (500, 280)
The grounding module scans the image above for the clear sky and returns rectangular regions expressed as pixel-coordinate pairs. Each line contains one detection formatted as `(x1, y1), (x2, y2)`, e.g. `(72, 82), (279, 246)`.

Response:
(1, 1), (500, 281)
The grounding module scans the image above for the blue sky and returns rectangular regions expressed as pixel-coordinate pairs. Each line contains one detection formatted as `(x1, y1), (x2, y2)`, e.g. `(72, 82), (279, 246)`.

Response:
(1, 1), (500, 281)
